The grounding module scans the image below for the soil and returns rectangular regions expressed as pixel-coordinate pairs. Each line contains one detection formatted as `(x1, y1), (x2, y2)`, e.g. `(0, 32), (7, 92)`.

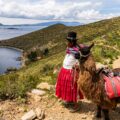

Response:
(0, 94), (120, 120)
(113, 56), (120, 69)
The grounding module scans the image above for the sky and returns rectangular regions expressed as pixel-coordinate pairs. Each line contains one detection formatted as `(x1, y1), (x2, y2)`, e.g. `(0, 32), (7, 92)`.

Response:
(0, 0), (120, 25)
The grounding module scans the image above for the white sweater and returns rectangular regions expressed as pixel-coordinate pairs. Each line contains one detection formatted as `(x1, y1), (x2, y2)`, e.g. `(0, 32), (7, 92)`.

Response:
(63, 54), (79, 69)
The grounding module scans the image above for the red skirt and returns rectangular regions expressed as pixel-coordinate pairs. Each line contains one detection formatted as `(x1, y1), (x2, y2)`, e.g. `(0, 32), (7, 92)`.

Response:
(55, 67), (83, 102)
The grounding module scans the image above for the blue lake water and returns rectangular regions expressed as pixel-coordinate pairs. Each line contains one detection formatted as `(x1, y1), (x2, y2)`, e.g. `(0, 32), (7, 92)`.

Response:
(0, 25), (46, 40)
(0, 47), (22, 74)
(0, 25), (46, 74)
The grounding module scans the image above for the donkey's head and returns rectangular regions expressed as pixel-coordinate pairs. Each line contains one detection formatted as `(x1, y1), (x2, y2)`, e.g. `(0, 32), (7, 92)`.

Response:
(78, 43), (94, 63)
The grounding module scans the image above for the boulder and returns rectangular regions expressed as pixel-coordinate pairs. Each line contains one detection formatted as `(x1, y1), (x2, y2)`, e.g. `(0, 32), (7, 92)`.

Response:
(31, 89), (46, 96)
(27, 92), (42, 102)
(37, 82), (51, 90)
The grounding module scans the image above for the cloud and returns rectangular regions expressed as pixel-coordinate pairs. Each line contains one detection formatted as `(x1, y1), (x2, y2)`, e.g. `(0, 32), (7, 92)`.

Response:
(0, 0), (120, 23)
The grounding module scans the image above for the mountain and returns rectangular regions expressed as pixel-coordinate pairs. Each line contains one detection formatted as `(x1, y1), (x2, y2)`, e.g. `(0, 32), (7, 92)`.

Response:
(34, 21), (82, 26)
(0, 23), (3, 26)
(1, 21), (82, 27)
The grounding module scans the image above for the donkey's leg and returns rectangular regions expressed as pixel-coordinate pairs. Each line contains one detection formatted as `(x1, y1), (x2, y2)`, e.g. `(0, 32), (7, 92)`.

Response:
(102, 109), (110, 120)
(95, 105), (102, 118)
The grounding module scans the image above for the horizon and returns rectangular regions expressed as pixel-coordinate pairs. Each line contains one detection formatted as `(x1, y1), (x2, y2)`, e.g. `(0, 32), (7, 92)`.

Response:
(0, 16), (119, 26)
(0, 18), (83, 25)
(0, 0), (120, 25)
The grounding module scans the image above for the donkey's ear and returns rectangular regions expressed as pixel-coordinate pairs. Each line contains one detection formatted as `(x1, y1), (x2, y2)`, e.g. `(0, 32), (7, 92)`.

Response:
(89, 43), (94, 49)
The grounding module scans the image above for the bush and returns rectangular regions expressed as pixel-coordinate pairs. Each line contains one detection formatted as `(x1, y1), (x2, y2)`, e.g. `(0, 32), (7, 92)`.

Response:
(92, 47), (103, 63)
(43, 48), (49, 56)
(27, 51), (37, 61)
(42, 64), (54, 75)
(0, 74), (39, 100)
(0, 73), (19, 99)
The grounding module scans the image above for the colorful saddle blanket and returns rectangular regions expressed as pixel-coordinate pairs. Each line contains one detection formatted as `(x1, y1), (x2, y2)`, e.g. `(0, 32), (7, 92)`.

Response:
(103, 75), (120, 99)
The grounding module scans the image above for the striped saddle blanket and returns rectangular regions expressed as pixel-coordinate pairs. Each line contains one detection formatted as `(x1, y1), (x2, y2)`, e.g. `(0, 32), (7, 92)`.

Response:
(103, 75), (120, 99)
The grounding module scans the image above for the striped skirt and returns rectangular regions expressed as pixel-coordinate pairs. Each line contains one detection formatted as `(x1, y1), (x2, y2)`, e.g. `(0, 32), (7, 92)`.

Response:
(55, 67), (83, 102)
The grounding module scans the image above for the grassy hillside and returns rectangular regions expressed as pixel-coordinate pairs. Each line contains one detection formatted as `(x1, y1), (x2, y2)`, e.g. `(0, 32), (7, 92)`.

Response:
(0, 17), (120, 99)
(0, 24), (69, 54)
(0, 51), (64, 99)
(0, 17), (120, 60)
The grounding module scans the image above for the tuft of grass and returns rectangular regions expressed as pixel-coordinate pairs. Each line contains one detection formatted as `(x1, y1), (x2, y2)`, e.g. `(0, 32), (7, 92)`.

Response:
(0, 73), (40, 100)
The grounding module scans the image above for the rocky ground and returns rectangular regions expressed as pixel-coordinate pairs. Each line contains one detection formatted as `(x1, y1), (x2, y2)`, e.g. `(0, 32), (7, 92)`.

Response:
(0, 82), (120, 120)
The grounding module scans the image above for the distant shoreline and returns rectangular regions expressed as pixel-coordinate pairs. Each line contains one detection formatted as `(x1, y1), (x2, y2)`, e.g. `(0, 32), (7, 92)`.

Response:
(0, 46), (23, 52)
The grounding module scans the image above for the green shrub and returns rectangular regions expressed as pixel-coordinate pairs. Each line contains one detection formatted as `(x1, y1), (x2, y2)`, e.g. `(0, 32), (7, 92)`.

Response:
(43, 48), (49, 56)
(27, 51), (37, 61)
(92, 47), (103, 63)
(42, 64), (54, 75)
(0, 73), (19, 99)
(0, 74), (39, 100)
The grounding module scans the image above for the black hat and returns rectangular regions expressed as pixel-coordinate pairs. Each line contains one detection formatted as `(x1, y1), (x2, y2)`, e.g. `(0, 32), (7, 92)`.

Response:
(66, 31), (77, 42)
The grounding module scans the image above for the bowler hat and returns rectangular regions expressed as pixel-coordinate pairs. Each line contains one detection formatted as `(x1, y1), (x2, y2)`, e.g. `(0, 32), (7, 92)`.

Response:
(66, 31), (77, 42)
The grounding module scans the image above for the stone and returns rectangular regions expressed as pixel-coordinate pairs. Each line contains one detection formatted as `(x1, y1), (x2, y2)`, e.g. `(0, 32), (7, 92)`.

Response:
(33, 95), (42, 102)
(35, 108), (42, 118)
(38, 110), (45, 120)
(53, 68), (59, 74)
(37, 82), (51, 90)
(17, 107), (25, 112)
(27, 92), (42, 102)
(81, 115), (87, 119)
(21, 110), (36, 120)
(31, 89), (46, 96)
(35, 108), (45, 120)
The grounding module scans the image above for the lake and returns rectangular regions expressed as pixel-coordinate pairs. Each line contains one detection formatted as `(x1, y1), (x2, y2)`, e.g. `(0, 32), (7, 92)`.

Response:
(0, 47), (22, 74)
(0, 25), (46, 74)
(0, 25), (46, 40)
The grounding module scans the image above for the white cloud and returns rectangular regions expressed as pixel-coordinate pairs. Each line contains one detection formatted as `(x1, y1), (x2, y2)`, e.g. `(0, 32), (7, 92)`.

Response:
(0, 17), (44, 25)
(0, 0), (120, 24)
(0, 0), (101, 19)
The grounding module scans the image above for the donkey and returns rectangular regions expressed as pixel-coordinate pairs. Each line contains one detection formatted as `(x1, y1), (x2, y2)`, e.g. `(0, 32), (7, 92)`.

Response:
(77, 43), (120, 120)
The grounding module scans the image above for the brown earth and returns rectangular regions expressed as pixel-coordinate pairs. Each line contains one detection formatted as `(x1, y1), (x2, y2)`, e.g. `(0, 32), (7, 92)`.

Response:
(113, 56), (120, 69)
(0, 93), (120, 120)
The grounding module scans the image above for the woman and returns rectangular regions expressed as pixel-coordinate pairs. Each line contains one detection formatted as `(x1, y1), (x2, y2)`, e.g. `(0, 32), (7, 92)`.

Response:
(55, 31), (84, 112)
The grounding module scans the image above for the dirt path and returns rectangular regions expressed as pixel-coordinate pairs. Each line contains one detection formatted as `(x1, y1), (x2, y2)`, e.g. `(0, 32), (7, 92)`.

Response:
(0, 95), (120, 120)
(113, 56), (120, 68)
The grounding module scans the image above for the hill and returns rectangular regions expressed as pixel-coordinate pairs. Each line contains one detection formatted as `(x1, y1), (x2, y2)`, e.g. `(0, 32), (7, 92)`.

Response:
(0, 17), (120, 61)
(0, 17), (120, 100)
(2, 21), (81, 26)
(0, 24), (68, 53)
(34, 21), (82, 26)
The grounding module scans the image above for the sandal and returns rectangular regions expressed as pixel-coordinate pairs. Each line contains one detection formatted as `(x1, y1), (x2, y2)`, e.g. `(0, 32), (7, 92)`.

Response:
(69, 104), (80, 113)
(61, 102), (74, 108)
